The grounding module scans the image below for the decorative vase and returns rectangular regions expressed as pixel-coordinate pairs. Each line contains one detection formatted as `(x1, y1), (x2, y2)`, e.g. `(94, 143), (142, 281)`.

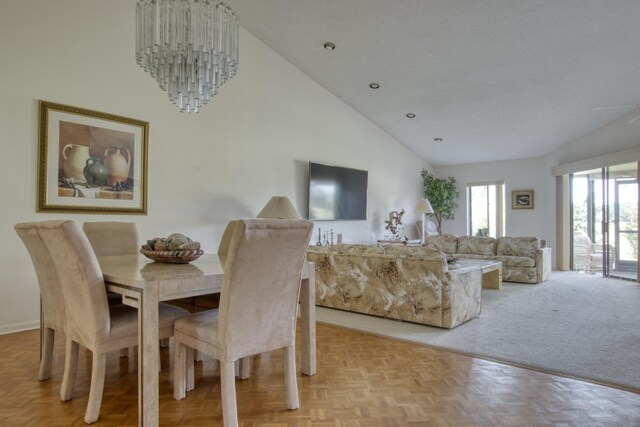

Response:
(104, 146), (131, 186)
(83, 158), (109, 187)
(62, 144), (90, 182)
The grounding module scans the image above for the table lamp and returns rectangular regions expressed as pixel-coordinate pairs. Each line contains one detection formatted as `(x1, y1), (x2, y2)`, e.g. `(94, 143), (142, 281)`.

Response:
(414, 198), (434, 244)
(257, 196), (302, 219)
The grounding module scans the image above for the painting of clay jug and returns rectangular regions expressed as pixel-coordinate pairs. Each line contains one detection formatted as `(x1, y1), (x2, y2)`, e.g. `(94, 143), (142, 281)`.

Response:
(83, 158), (109, 187)
(62, 144), (90, 183)
(104, 146), (131, 186)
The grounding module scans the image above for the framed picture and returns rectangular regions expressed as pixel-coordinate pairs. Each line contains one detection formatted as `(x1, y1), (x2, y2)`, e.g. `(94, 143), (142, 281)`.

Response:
(37, 101), (148, 214)
(511, 190), (534, 210)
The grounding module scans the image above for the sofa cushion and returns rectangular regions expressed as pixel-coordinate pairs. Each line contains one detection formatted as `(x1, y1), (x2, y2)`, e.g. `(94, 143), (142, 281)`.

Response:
(453, 253), (486, 260)
(496, 237), (541, 257)
(492, 255), (536, 268)
(425, 234), (458, 254)
(457, 236), (496, 256)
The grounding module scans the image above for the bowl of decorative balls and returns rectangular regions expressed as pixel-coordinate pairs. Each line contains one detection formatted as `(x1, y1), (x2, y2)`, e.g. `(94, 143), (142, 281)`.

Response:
(140, 233), (204, 264)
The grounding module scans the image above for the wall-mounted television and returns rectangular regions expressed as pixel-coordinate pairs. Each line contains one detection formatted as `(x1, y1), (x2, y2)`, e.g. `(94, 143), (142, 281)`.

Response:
(308, 162), (368, 220)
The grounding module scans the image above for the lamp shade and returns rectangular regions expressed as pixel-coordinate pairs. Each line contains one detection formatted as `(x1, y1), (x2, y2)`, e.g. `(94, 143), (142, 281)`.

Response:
(257, 196), (301, 219)
(414, 198), (434, 214)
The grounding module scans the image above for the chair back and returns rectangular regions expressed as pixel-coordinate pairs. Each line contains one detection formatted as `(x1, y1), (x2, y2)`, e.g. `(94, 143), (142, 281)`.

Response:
(83, 221), (139, 256)
(218, 219), (312, 361)
(38, 221), (110, 348)
(217, 220), (240, 268)
(14, 222), (67, 331)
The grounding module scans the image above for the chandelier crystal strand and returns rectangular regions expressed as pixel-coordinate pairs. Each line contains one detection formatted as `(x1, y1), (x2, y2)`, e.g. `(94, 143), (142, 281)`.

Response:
(136, 0), (239, 113)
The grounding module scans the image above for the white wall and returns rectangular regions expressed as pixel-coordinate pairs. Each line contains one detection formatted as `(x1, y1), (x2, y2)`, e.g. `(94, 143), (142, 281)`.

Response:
(435, 106), (640, 269)
(544, 108), (640, 168)
(0, 0), (429, 333)
(434, 156), (553, 243)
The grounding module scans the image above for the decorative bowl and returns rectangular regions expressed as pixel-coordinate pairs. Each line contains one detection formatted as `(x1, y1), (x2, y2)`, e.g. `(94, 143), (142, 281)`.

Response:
(140, 245), (204, 264)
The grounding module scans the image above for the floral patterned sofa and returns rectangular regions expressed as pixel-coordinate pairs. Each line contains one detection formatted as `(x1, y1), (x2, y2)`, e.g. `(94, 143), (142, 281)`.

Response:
(424, 235), (552, 284)
(306, 245), (483, 329)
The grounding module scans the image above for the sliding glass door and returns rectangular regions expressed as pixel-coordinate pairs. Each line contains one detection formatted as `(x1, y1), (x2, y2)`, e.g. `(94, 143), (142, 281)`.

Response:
(570, 162), (638, 281)
(611, 171), (638, 279)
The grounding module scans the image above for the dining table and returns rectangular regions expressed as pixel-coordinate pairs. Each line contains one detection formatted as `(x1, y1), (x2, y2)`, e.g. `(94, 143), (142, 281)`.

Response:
(97, 253), (316, 427)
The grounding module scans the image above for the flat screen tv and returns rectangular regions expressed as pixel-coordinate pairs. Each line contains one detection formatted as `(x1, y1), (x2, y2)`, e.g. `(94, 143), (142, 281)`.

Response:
(308, 162), (368, 220)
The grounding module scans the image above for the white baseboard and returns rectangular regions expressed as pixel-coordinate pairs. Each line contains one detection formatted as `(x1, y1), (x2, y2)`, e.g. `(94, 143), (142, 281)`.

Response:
(0, 320), (39, 335)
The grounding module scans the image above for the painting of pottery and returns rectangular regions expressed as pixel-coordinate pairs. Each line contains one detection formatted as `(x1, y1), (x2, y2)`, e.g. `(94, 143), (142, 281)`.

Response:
(58, 121), (135, 199)
(38, 101), (148, 214)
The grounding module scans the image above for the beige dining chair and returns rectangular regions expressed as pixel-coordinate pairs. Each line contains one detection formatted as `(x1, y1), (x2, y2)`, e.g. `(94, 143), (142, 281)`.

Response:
(173, 219), (313, 427)
(14, 222), (124, 382)
(83, 221), (154, 355)
(82, 221), (139, 256)
(15, 223), (68, 381)
(37, 220), (189, 424)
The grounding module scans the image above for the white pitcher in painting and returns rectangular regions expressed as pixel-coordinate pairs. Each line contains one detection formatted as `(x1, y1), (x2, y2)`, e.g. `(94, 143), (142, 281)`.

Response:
(104, 146), (131, 186)
(62, 144), (90, 183)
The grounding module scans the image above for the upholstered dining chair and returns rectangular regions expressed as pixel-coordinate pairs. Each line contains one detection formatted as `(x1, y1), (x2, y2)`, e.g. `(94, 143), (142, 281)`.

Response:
(14, 222), (125, 382)
(37, 220), (189, 424)
(83, 221), (152, 355)
(15, 223), (68, 381)
(173, 219), (313, 427)
(217, 219), (240, 267)
(82, 221), (139, 256)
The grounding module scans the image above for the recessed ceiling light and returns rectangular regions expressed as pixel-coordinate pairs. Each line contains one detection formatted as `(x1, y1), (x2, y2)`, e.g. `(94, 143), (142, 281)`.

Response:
(323, 42), (336, 51)
(406, 113), (416, 118)
(434, 137), (443, 142)
(369, 83), (380, 89)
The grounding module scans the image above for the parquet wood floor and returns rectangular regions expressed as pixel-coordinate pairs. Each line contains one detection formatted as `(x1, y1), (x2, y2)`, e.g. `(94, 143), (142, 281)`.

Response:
(1, 323), (639, 426)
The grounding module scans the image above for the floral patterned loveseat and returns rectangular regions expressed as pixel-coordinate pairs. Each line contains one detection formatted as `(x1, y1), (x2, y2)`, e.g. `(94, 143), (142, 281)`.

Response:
(424, 235), (552, 284)
(306, 244), (483, 329)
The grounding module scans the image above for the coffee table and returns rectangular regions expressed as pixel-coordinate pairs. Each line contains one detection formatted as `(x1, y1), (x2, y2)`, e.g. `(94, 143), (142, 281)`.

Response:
(449, 259), (503, 289)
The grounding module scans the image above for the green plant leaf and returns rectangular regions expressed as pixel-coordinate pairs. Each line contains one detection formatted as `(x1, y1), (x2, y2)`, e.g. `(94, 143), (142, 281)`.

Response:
(420, 170), (460, 233)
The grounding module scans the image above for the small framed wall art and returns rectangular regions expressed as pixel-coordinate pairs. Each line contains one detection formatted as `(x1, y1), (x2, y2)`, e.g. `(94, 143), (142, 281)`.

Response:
(511, 190), (534, 210)
(37, 101), (148, 214)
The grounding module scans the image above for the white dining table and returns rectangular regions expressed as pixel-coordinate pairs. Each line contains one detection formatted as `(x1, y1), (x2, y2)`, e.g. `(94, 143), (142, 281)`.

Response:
(97, 254), (316, 427)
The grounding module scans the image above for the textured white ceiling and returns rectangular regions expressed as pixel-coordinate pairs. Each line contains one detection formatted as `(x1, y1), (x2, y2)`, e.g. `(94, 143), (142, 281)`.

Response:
(224, 0), (640, 166)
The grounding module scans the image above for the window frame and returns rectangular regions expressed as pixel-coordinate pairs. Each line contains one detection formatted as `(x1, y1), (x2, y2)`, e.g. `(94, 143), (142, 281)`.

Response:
(467, 181), (505, 238)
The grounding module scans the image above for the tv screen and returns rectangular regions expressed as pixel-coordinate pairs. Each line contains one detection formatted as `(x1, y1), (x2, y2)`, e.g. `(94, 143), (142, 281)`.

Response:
(308, 162), (368, 220)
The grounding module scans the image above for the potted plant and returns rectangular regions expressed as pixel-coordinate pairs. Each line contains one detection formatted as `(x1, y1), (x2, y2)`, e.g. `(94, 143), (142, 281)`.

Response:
(420, 170), (460, 234)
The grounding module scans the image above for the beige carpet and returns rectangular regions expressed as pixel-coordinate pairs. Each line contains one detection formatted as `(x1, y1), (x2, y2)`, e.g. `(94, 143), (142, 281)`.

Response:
(317, 271), (640, 392)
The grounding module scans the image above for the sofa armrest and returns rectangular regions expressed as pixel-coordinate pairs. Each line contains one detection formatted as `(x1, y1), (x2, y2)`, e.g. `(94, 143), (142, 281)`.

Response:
(442, 268), (482, 328)
(534, 247), (552, 283)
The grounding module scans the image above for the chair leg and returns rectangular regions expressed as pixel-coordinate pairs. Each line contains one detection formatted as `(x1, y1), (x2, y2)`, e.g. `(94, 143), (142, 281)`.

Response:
(220, 361), (239, 427)
(186, 347), (195, 392)
(60, 338), (79, 401)
(38, 327), (55, 381)
(84, 352), (107, 424)
(238, 356), (251, 380)
(173, 340), (187, 400)
(284, 345), (299, 410)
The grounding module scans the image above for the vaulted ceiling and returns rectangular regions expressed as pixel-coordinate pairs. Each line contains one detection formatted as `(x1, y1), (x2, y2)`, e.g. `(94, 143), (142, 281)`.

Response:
(224, 0), (640, 166)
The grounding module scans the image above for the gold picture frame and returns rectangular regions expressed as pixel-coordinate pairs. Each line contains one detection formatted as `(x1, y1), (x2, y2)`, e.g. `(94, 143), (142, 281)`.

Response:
(37, 101), (148, 214)
(511, 190), (534, 209)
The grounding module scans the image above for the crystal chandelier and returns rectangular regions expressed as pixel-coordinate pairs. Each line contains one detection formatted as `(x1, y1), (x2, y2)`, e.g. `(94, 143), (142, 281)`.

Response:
(135, 0), (239, 113)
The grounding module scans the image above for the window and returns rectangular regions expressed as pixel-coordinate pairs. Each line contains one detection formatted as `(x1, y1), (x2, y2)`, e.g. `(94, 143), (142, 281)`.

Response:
(467, 182), (505, 238)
